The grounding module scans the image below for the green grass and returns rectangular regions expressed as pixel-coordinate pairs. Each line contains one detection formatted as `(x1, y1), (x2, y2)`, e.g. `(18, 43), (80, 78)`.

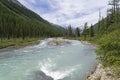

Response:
(0, 38), (44, 49)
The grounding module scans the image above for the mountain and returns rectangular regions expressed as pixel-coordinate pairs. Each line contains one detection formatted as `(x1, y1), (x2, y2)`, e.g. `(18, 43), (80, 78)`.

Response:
(8, 0), (23, 7)
(0, 0), (65, 39)
(51, 23), (66, 31)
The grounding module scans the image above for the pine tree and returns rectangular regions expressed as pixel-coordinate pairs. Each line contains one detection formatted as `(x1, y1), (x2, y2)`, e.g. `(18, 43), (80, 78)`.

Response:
(108, 0), (120, 23)
(83, 22), (88, 40)
(67, 25), (73, 37)
(75, 27), (80, 37)
(98, 9), (101, 34)
(89, 24), (94, 37)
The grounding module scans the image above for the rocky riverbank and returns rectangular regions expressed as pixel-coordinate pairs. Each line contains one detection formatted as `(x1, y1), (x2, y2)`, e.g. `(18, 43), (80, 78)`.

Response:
(86, 63), (120, 80)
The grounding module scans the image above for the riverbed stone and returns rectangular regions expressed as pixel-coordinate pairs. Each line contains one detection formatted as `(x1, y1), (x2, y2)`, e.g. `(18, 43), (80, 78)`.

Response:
(35, 71), (53, 80)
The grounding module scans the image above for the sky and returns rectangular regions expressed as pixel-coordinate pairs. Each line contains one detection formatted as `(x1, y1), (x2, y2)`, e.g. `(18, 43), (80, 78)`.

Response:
(18, 0), (109, 28)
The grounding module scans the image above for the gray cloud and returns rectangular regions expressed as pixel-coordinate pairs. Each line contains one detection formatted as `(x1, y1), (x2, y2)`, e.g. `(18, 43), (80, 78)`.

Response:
(19, 0), (109, 28)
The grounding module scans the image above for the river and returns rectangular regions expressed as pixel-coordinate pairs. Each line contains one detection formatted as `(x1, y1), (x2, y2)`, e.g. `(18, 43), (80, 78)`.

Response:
(0, 38), (96, 80)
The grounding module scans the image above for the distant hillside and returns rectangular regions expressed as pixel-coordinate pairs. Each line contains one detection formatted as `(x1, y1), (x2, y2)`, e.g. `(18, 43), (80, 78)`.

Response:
(51, 23), (66, 31)
(0, 0), (65, 39)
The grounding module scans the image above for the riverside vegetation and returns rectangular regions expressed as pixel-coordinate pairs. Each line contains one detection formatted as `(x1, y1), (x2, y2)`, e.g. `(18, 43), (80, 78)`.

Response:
(93, 0), (120, 78)
(0, 38), (43, 49)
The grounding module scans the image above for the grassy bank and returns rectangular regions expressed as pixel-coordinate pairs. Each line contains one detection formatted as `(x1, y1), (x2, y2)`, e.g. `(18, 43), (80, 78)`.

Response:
(0, 38), (44, 49)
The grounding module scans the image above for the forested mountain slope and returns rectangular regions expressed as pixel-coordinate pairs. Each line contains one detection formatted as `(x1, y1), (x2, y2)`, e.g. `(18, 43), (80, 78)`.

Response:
(0, 0), (65, 39)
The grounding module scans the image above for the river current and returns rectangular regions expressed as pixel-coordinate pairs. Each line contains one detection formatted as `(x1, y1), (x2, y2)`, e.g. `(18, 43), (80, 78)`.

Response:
(0, 38), (96, 80)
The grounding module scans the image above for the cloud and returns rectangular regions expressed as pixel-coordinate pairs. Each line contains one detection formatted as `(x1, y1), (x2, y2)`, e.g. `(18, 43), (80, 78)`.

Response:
(18, 0), (109, 28)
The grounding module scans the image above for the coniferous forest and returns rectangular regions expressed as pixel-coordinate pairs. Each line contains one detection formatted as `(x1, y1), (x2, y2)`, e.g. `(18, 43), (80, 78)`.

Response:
(0, 0), (65, 40)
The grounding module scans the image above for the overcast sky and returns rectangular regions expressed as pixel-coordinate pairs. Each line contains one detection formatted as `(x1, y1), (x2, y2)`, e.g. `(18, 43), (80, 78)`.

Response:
(18, 0), (109, 28)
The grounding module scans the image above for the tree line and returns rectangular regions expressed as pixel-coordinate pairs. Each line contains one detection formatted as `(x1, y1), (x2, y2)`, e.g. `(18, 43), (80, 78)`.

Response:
(66, 23), (94, 40)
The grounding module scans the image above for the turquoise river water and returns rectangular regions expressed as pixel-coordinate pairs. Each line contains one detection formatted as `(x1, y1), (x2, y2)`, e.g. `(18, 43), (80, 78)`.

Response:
(0, 38), (96, 80)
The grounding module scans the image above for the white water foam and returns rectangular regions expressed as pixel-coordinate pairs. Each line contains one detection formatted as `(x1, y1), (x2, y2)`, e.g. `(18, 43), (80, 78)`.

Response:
(23, 50), (31, 53)
(40, 63), (75, 80)
(34, 39), (48, 48)
(35, 38), (55, 48)
(41, 67), (75, 80)
(39, 58), (79, 80)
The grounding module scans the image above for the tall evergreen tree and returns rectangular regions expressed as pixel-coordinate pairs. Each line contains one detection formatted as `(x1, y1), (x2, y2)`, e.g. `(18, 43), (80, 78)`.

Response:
(98, 9), (101, 34)
(89, 24), (94, 37)
(108, 0), (120, 23)
(67, 25), (73, 37)
(83, 22), (88, 40)
(75, 27), (80, 37)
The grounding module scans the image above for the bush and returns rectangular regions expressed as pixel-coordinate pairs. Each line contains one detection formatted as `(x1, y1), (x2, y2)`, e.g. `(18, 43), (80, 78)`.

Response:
(96, 29), (120, 77)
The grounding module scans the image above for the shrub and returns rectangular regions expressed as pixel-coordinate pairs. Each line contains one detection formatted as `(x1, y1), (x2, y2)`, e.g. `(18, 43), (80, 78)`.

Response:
(96, 29), (120, 77)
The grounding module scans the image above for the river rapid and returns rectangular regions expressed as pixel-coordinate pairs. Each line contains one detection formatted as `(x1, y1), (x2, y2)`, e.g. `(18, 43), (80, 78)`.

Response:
(0, 38), (96, 80)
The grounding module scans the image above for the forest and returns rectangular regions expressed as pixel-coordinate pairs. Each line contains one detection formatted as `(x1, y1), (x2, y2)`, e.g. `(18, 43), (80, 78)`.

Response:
(0, 0), (65, 40)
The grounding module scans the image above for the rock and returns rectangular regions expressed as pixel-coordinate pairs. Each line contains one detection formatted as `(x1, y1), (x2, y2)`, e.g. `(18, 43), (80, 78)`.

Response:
(86, 64), (119, 80)
(34, 71), (53, 80)
(48, 38), (70, 46)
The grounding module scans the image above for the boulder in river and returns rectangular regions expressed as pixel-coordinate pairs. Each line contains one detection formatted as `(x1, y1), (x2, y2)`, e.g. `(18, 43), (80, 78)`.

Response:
(34, 71), (53, 80)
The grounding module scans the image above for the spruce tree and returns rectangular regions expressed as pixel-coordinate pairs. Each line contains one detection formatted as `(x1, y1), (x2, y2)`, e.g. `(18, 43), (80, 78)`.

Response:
(67, 25), (73, 37)
(108, 0), (120, 23)
(89, 24), (94, 37)
(75, 27), (80, 37)
(83, 22), (88, 40)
